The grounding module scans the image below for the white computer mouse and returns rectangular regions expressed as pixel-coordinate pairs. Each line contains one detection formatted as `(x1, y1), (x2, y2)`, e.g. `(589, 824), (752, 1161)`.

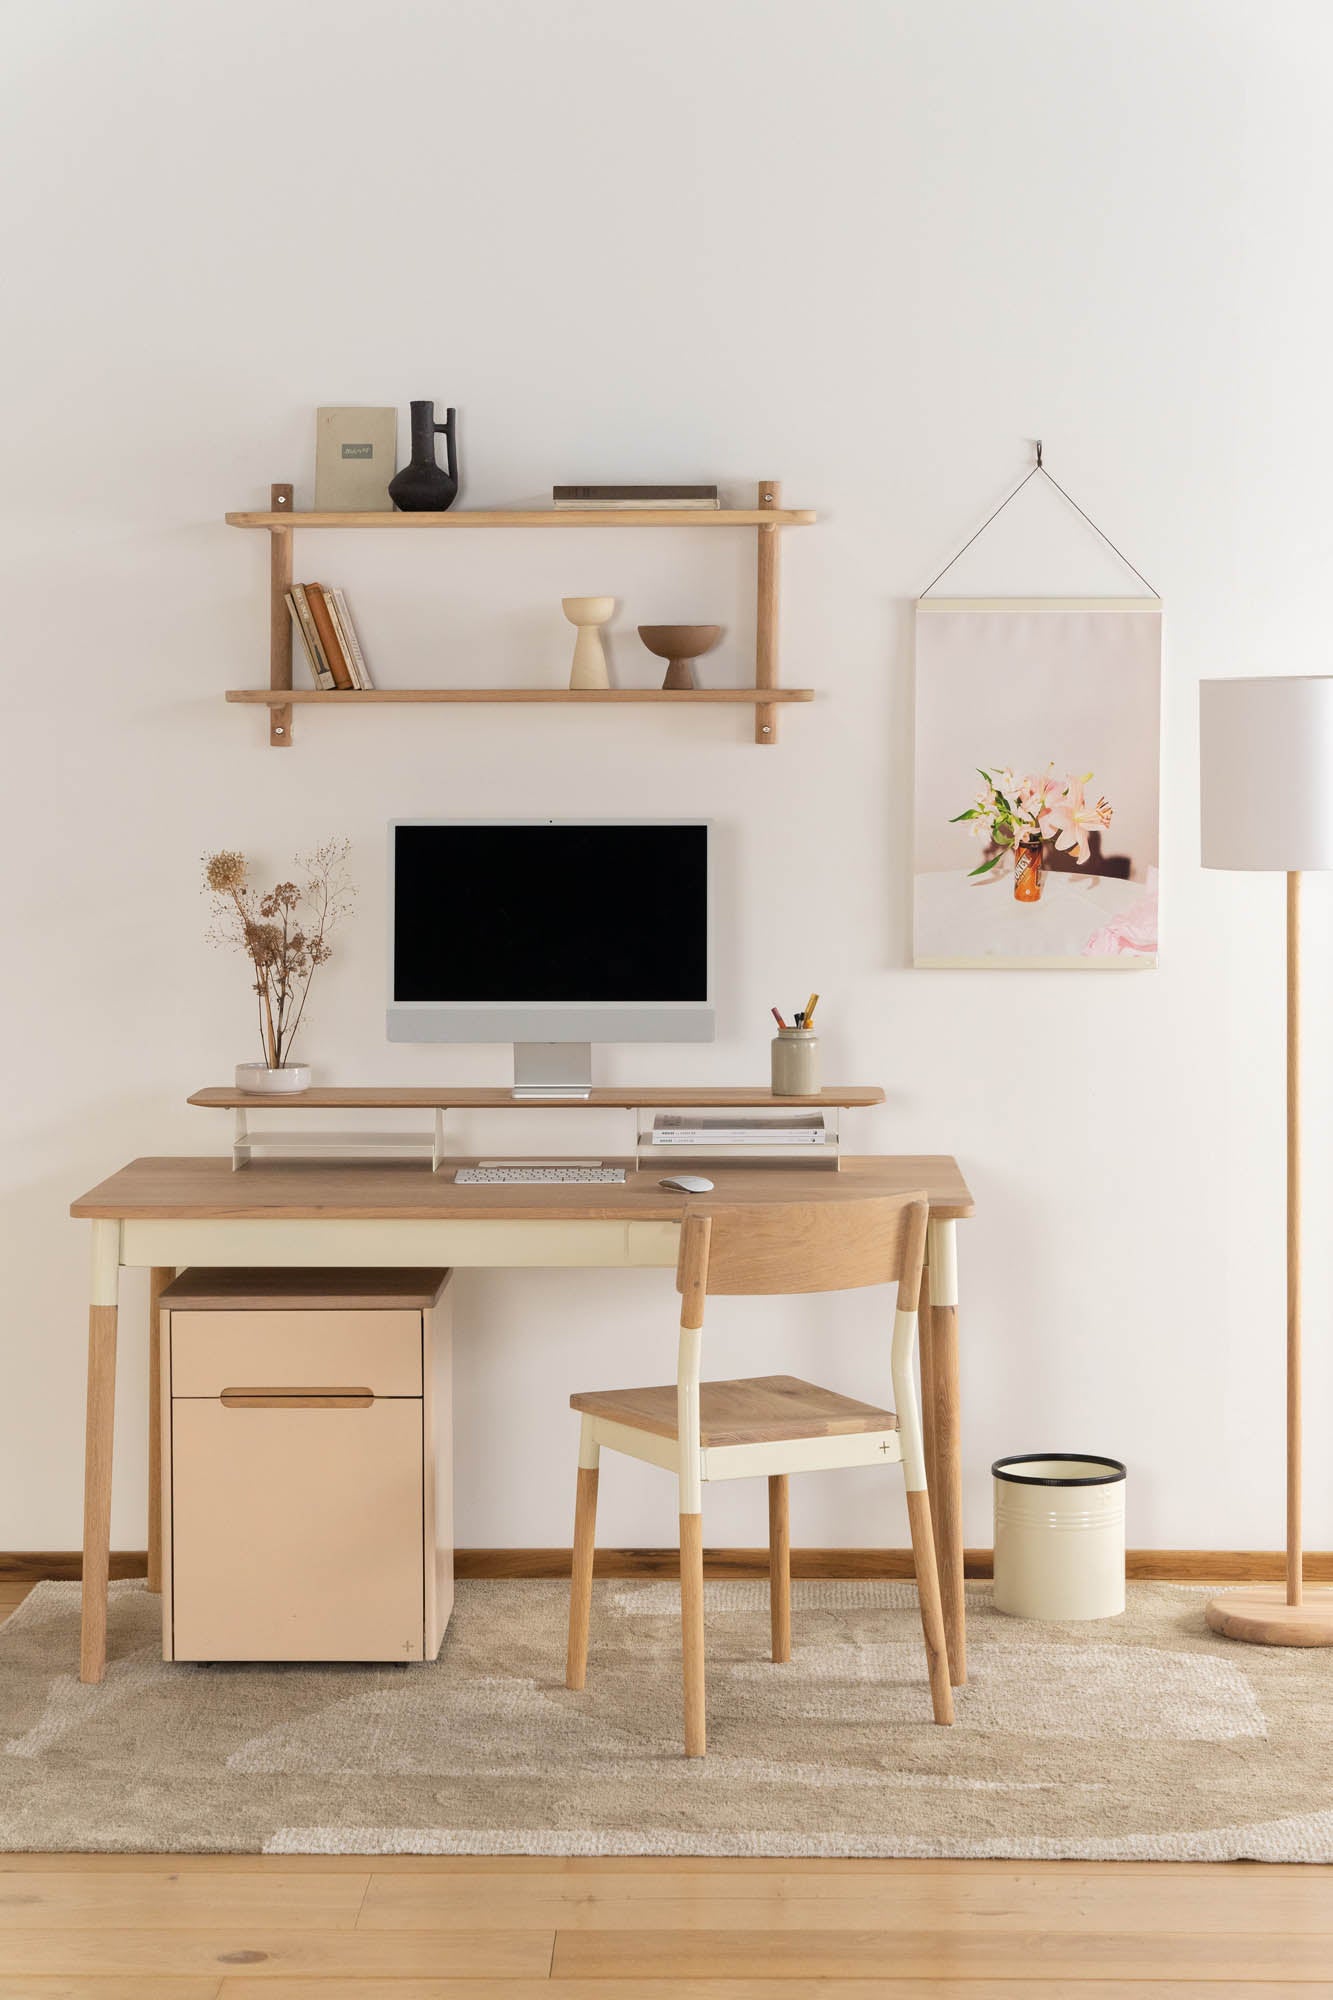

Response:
(658, 1174), (715, 1194)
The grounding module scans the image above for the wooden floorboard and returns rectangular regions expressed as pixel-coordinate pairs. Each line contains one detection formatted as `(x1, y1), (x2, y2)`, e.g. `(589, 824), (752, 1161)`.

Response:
(0, 1871), (368, 1928)
(552, 1926), (1333, 1979)
(0, 1982), (223, 1999)
(358, 1866), (1333, 1933)
(0, 1929), (554, 1980)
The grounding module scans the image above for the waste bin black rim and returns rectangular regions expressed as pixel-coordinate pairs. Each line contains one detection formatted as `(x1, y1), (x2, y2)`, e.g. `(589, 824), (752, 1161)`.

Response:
(992, 1452), (1126, 1487)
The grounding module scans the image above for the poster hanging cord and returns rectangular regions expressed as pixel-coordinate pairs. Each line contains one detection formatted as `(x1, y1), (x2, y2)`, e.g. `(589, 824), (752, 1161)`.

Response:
(920, 443), (1158, 597)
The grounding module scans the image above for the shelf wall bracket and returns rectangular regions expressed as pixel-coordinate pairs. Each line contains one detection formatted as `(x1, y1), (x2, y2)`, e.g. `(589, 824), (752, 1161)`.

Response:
(268, 482), (293, 746)
(755, 478), (780, 744)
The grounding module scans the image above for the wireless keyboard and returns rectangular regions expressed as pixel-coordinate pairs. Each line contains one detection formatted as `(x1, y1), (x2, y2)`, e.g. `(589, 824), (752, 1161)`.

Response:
(454, 1165), (627, 1184)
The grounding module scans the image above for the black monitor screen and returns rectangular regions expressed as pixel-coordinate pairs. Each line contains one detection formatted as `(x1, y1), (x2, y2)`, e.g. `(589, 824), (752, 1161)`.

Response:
(393, 822), (708, 1004)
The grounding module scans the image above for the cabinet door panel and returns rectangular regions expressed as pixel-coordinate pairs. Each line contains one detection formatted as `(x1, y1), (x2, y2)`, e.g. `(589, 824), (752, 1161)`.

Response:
(170, 1399), (424, 1660)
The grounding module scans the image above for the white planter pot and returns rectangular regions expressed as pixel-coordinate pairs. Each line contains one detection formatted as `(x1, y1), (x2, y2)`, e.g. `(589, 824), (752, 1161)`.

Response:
(235, 1062), (311, 1095)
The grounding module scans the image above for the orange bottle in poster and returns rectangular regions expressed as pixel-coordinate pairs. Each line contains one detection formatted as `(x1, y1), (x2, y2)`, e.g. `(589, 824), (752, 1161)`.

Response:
(1013, 833), (1045, 902)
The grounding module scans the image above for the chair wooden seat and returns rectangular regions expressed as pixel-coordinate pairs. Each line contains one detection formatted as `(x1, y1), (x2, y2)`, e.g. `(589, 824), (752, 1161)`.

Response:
(571, 1374), (898, 1447)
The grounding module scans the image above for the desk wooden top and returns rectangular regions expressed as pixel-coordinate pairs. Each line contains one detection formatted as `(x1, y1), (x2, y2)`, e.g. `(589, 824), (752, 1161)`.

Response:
(71, 1155), (974, 1222)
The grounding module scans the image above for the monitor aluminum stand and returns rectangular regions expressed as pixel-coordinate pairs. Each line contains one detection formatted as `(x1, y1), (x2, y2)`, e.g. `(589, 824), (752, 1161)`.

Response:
(512, 1041), (593, 1099)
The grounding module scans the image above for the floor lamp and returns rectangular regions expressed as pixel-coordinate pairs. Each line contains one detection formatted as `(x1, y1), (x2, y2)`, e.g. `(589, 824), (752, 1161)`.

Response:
(1200, 675), (1333, 1645)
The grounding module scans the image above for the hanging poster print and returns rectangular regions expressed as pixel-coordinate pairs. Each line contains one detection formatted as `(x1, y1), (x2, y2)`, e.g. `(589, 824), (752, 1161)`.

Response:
(913, 599), (1162, 968)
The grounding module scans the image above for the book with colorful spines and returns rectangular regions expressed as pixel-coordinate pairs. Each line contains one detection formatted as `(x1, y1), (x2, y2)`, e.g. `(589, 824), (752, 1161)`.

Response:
(328, 586), (373, 688)
(286, 585), (335, 689)
(304, 584), (356, 690)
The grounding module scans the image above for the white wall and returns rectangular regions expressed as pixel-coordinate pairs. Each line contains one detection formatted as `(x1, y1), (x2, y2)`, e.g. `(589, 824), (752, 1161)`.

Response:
(4, 0), (1332, 1557)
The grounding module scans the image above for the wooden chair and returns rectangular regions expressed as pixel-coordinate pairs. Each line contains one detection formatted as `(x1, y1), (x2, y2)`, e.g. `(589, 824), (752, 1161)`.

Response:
(564, 1192), (953, 1755)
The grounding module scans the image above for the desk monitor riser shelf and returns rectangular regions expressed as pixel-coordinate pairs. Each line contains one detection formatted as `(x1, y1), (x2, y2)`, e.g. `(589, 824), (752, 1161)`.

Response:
(71, 1152), (972, 1692)
(226, 479), (815, 747)
(187, 1084), (885, 1172)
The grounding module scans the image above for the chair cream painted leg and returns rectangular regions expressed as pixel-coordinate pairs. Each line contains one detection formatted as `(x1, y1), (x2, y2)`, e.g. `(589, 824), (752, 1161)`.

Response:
(917, 1259), (940, 1509)
(145, 1266), (172, 1595)
(680, 1510), (706, 1756)
(565, 1417), (600, 1690)
(80, 1221), (120, 1684)
(892, 1297), (954, 1726)
(768, 1473), (791, 1663)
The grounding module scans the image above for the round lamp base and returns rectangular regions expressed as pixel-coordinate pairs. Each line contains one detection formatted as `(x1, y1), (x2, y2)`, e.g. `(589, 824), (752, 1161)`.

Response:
(1205, 1585), (1333, 1647)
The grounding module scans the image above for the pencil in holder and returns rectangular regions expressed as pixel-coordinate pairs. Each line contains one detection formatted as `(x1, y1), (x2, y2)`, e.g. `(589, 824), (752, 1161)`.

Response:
(771, 1028), (821, 1096)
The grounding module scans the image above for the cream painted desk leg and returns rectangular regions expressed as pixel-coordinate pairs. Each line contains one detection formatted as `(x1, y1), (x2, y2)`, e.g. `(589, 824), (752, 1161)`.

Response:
(927, 1218), (965, 1687)
(145, 1267), (172, 1594)
(80, 1221), (120, 1684)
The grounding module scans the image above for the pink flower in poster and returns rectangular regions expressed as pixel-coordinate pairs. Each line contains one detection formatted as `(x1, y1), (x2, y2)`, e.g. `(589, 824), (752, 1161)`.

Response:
(1049, 779), (1111, 865)
(1015, 765), (1063, 837)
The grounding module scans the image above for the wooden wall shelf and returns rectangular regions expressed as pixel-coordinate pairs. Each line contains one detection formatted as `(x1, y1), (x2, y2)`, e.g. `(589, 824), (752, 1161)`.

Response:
(227, 507), (816, 530)
(225, 687), (814, 707)
(226, 479), (814, 746)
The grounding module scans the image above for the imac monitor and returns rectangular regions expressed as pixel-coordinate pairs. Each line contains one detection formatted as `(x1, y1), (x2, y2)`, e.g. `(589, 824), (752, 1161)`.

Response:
(388, 820), (713, 1095)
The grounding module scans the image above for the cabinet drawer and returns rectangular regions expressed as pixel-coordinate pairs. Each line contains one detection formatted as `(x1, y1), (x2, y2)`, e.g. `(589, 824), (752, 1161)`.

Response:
(168, 1310), (422, 1397)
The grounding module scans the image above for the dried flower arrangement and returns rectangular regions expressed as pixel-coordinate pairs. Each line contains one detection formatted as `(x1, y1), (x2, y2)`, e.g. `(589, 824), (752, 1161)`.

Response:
(203, 839), (354, 1071)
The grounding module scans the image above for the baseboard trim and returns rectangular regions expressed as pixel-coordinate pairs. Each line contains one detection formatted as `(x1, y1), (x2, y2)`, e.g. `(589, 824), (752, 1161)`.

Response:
(6, 1548), (1333, 1584)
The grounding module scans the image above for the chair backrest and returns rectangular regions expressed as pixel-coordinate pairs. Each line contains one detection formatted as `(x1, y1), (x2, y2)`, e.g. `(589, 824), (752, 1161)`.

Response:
(675, 1192), (929, 1325)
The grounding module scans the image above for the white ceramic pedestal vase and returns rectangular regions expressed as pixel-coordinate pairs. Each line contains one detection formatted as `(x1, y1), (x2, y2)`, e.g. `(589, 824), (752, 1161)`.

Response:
(235, 1062), (311, 1095)
(562, 596), (615, 688)
(992, 1454), (1126, 1620)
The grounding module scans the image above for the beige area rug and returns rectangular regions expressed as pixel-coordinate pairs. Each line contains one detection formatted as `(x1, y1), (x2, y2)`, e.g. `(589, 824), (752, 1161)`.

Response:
(2, 1578), (1332, 1858)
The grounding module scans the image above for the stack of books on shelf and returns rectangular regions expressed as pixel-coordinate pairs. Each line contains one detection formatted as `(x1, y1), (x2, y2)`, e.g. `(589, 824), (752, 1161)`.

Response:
(286, 583), (374, 690)
(551, 484), (719, 511)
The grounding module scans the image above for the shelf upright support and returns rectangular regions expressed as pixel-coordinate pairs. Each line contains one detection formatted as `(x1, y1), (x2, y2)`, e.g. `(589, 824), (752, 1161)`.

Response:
(755, 478), (780, 744)
(268, 482), (294, 746)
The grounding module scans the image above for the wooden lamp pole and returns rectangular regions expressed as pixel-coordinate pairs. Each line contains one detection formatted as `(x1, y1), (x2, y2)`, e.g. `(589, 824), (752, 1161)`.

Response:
(1286, 870), (1302, 1611)
(1201, 679), (1333, 1646)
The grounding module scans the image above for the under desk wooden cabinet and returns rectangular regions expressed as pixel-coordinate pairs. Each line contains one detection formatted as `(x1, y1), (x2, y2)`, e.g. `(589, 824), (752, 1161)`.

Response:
(158, 1268), (452, 1663)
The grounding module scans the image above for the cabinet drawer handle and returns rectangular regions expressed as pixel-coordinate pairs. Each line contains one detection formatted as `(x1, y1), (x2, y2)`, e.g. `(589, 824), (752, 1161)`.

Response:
(219, 1387), (375, 1409)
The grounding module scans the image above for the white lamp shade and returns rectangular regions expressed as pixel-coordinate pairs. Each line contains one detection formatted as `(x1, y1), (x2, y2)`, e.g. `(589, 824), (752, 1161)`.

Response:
(1200, 676), (1333, 871)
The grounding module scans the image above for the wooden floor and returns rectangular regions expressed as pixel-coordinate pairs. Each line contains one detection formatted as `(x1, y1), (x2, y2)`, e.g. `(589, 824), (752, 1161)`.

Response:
(2, 1581), (1330, 1994)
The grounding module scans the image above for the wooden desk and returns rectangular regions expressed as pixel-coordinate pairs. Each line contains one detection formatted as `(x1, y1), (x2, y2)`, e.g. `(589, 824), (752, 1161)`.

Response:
(70, 1154), (974, 1685)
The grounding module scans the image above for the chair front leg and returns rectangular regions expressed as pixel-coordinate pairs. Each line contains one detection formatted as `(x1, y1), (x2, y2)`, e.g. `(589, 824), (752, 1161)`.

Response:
(565, 1417), (600, 1690)
(905, 1484), (954, 1725)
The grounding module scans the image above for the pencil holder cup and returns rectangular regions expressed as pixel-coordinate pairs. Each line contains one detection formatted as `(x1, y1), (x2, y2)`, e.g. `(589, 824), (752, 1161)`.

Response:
(771, 1029), (820, 1096)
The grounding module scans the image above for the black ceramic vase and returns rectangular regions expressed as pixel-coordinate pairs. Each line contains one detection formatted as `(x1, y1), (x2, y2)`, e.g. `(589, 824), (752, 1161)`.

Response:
(388, 401), (459, 511)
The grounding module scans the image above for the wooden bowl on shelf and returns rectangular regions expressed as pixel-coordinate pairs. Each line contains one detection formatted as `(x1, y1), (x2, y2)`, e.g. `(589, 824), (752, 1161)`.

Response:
(637, 623), (723, 690)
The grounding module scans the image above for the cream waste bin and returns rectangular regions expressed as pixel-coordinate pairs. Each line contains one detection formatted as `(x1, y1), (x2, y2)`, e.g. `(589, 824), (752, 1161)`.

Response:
(992, 1454), (1126, 1620)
